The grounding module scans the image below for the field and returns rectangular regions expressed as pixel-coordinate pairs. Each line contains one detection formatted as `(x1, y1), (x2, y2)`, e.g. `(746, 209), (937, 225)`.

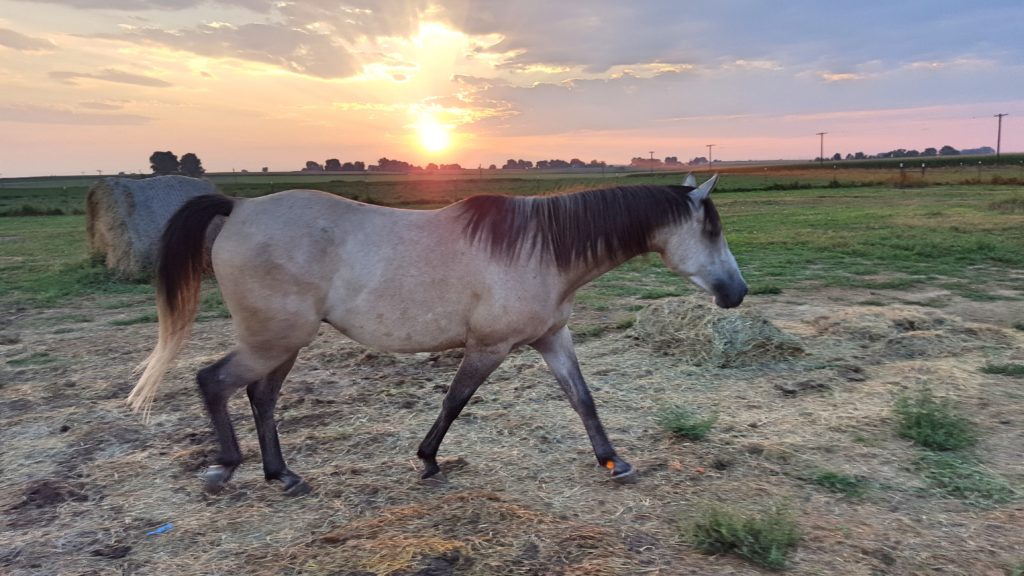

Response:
(1, 168), (1023, 575)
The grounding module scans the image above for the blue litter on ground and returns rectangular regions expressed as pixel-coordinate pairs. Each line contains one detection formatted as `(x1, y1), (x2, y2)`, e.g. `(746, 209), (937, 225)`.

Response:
(146, 522), (173, 536)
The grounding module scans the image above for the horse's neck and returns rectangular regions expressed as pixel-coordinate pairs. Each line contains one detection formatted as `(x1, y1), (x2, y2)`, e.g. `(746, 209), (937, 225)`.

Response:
(560, 248), (649, 295)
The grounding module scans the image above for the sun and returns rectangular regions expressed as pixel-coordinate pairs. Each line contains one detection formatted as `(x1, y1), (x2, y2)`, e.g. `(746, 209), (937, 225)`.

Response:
(416, 114), (453, 153)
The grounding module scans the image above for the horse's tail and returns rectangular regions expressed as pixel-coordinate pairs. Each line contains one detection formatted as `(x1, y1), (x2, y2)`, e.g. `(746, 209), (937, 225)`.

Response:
(127, 194), (235, 418)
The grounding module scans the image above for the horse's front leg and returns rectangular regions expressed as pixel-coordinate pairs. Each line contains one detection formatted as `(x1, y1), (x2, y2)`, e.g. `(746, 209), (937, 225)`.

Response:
(531, 326), (635, 482)
(417, 347), (507, 479)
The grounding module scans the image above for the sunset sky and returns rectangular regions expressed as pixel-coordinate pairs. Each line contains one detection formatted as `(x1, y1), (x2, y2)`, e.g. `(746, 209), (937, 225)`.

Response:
(1, 1), (1022, 177)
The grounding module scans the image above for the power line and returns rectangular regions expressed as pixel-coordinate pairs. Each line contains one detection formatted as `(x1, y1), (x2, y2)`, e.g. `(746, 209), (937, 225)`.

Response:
(994, 113), (1008, 162)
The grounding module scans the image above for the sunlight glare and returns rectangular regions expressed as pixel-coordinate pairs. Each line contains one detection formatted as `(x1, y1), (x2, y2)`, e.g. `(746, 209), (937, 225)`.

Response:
(416, 114), (453, 153)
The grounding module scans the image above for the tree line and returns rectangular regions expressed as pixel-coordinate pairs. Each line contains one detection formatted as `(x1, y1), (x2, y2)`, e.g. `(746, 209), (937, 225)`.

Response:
(301, 157), (612, 172)
(817, 145), (995, 162)
(149, 151), (205, 177)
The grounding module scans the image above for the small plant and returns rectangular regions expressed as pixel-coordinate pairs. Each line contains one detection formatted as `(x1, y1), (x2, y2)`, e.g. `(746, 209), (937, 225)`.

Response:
(750, 284), (782, 295)
(893, 388), (977, 451)
(980, 363), (1024, 378)
(656, 406), (717, 440)
(688, 503), (800, 569)
(811, 470), (867, 496)
(916, 452), (1017, 507)
(1012, 321), (1024, 331)
(110, 312), (159, 326)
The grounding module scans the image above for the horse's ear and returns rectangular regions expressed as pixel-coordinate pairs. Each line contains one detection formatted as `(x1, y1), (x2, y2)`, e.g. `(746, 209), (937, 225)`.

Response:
(690, 174), (719, 201)
(683, 173), (697, 187)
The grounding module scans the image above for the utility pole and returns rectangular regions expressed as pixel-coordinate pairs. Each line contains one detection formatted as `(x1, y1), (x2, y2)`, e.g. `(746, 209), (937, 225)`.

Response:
(706, 144), (715, 165)
(816, 132), (827, 165)
(649, 151), (654, 174)
(994, 113), (1008, 162)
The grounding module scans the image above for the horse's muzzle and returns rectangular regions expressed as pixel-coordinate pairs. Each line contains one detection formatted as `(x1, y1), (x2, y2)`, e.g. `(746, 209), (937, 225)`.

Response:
(712, 279), (748, 309)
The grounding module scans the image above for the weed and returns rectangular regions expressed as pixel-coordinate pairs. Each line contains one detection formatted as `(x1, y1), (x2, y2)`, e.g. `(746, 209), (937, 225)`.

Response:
(636, 288), (685, 300)
(656, 405), (717, 440)
(110, 312), (158, 326)
(197, 287), (231, 320)
(750, 284), (782, 295)
(893, 388), (977, 451)
(810, 470), (868, 496)
(1014, 322), (1024, 331)
(916, 452), (1018, 507)
(687, 503), (800, 570)
(7, 352), (56, 366)
(980, 363), (1024, 378)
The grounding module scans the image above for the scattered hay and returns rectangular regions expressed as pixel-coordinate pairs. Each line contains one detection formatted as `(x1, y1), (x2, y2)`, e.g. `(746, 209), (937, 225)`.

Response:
(86, 175), (219, 279)
(812, 305), (1015, 359)
(631, 296), (803, 366)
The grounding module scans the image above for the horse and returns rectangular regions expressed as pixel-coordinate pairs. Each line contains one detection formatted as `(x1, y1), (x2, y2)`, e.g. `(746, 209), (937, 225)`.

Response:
(128, 174), (747, 495)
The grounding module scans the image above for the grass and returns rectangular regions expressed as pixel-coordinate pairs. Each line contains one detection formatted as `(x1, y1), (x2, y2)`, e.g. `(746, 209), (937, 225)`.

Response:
(687, 504), (800, 570)
(655, 406), (717, 440)
(915, 452), (1018, 507)
(810, 470), (868, 496)
(893, 388), (978, 451)
(7, 352), (57, 367)
(110, 311), (158, 326)
(980, 363), (1024, 378)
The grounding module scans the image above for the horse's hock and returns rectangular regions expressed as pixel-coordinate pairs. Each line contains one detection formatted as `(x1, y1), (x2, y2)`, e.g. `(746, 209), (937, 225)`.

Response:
(86, 175), (218, 279)
(632, 296), (804, 367)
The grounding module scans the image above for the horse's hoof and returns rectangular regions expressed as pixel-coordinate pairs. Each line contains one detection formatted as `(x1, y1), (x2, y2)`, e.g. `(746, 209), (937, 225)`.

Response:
(603, 459), (637, 484)
(200, 465), (234, 493)
(283, 479), (312, 497)
(420, 460), (442, 480)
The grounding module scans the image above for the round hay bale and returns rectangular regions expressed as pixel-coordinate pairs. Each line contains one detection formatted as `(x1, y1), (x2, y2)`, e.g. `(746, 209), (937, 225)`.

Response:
(86, 176), (218, 279)
(631, 296), (803, 367)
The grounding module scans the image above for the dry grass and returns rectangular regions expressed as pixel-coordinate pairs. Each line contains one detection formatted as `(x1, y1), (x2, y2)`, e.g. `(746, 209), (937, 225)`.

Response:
(2, 285), (1024, 575)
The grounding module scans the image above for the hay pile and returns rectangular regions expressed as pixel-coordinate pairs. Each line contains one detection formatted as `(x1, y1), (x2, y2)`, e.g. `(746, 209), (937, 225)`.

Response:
(86, 175), (218, 279)
(631, 296), (803, 367)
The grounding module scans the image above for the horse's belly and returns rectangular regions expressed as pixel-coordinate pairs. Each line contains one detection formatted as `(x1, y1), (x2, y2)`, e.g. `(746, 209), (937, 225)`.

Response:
(325, 307), (468, 353)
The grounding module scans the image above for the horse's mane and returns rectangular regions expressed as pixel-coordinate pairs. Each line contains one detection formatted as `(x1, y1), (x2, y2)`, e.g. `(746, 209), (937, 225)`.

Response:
(458, 185), (721, 270)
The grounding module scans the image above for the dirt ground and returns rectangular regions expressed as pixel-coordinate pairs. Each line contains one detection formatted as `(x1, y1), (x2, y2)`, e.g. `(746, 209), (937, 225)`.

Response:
(1, 284), (1023, 575)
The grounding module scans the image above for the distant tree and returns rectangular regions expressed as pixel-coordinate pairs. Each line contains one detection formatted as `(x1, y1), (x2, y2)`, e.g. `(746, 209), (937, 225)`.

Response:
(922, 147), (937, 157)
(426, 162), (439, 171)
(831, 152), (842, 161)
(440, 163), (462, 170)
(853, 152), (866, 160)
(549, 159), (569, 169)
(664, 156), (682, 166)
(588, 159), (607, 168)
(149, 151), (180, 175)
(340, 161), (365, 171)
(688, 156), (708, 165)
(488, 164), (497, 170)
(303, 161), (324, 172)
(324, 158), (342, 171)
(536, 160), (550, 169)
(502, 159), (532, 169)
(569, 158), (586, 168)
(939, 145), (960, 156)
(179, 152), (205, 177)
(374, 157), (417, 172)
(261, 167), (269, 173)
(905, 149), (920, 158)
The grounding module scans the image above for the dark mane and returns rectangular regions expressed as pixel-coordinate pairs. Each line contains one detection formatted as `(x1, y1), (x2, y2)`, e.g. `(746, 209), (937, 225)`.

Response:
(459, 185), (713, 269)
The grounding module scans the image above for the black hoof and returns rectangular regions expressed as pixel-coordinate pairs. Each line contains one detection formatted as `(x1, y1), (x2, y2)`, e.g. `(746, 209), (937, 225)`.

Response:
(420, 459), (441, 480)
(603, 458), (637, 484)
(201, 465), (235, 494)
(283, 478), (312, 496)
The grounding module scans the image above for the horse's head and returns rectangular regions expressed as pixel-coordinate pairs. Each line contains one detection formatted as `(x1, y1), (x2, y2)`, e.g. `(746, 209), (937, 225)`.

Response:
(657, 174), (747, 308)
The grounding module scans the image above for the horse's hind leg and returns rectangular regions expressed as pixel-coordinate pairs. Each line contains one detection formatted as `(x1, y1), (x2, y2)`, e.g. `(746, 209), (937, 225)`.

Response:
(531, 326), (635, 482)
(196, 345), (304, 494)
(196, 352), (249, 493)
(246, 353), (310, 496)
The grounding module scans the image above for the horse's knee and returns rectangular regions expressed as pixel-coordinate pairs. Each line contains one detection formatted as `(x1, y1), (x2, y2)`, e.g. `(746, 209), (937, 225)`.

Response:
(196, 353), (241, 404)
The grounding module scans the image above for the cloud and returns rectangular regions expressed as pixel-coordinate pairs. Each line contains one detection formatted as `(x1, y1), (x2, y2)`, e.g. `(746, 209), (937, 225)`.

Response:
(49, 68), (172, 87)
(0, 28), (56, 52)
(0, 104), (150, 125)
(820, 72), (866, 82)
(99, 22), (360, 79)
(78, 100), (128, 110)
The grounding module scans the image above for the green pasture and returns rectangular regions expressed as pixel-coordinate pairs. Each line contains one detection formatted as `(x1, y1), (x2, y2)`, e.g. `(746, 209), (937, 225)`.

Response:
(1, 174), (1022, 334)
